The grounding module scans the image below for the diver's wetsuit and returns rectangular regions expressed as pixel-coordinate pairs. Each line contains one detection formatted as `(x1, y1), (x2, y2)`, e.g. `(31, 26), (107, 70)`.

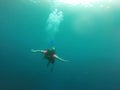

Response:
(31, 47), (67, 71)
(31, 47), (67, 63)
(44, 48), (56, 64)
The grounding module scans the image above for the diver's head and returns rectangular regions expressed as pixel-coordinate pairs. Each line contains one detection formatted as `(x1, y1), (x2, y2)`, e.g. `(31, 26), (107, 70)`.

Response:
(52, 47), (55, 50)
(47, 47), (55, 52)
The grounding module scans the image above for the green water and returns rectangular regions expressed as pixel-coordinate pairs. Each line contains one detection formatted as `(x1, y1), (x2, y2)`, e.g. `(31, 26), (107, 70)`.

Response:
(0, 0), (120, 90)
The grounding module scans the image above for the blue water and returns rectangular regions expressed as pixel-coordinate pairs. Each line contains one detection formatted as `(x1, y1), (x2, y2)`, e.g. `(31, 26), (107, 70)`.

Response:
(0, 0), (120, 90)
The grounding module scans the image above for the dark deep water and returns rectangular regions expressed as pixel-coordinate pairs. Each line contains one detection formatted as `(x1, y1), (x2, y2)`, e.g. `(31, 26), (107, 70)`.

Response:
(0, 0), (120, 90)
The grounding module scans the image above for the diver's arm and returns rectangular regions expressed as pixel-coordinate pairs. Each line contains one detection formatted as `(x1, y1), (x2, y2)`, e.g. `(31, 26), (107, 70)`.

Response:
(31, 49), (45, 53)
(53, 54), (68, 62)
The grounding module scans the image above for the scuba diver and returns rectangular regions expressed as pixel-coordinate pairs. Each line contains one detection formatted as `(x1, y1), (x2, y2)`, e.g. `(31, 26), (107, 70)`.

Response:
(31, 47), (67, 71)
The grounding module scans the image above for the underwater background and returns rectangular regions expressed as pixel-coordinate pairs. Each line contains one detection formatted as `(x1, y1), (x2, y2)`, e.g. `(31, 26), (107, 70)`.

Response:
(0, 0), (120, 90)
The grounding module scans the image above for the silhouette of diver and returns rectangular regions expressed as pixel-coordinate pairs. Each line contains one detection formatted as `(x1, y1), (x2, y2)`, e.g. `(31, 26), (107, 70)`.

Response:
(31, 47), (67, 71)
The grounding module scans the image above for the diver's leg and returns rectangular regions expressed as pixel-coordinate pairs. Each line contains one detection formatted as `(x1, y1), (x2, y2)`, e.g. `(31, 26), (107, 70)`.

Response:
(50, 63), (54, 72)
(47, 61), (51, 68)
(50, 60), (55, 72)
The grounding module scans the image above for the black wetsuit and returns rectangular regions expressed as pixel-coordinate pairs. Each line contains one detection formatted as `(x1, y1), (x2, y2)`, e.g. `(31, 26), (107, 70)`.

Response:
(44, 48), (56, 64)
